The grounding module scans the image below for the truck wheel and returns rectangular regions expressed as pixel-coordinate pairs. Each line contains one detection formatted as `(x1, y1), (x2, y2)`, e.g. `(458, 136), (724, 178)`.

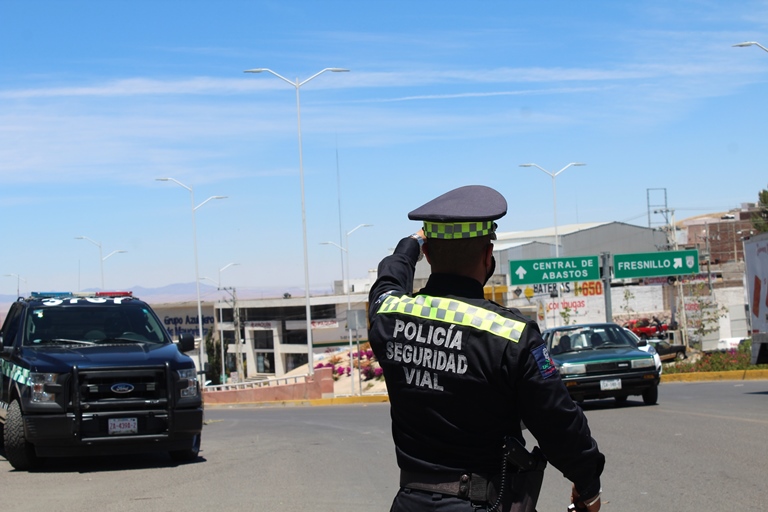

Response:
(4, 400), (38, 471)
(170, 433), (201, 462)
(676, 352), (686, 361)
(642, 384), (658, 405)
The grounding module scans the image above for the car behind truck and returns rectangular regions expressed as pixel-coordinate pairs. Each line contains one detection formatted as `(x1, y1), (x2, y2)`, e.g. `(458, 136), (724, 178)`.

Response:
(623, 317), (669, 340)
(0, 291), (204, 470)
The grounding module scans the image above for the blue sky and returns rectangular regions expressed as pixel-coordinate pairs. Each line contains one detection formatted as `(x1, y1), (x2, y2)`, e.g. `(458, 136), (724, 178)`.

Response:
(1, 0), (767, 297)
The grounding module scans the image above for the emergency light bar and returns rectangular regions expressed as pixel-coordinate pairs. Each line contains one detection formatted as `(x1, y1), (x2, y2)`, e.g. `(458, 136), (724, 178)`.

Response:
(30, 292), (72, 299)
(30, 291), (133, 299)
(95, 291), (133, 297)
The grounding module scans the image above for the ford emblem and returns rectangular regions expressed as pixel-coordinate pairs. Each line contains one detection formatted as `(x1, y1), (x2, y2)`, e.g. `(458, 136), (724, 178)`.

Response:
(111, 383), (134, 394)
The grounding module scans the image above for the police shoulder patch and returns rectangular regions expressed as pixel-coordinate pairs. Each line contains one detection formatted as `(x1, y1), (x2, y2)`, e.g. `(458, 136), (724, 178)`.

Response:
(531, 344), (558, 379)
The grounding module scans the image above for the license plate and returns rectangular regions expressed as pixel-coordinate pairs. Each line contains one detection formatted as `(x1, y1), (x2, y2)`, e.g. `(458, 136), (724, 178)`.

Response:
(108, 417), (137, 435)
(600, 379), (622, 391)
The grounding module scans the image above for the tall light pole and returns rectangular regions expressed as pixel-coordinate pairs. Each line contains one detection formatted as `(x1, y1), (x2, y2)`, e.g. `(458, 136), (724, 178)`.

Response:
(218, 262), (240, 288)
(157, 177), (227, 383)
(519, 163), (585, 258)
(322, 223), (371, 396)
(519, 162), (585, 328)
(3, 273), (26, 297)
(733, 41), (768, 53)
(75, 236), (127, 289)
(245, 66), (349, 375)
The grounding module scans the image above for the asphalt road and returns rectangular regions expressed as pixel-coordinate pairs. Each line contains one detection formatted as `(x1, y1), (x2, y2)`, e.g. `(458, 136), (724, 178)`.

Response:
(2, 380), (767, 511)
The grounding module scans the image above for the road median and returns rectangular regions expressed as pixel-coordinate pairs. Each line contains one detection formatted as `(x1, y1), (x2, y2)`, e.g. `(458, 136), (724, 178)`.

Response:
(661, 369), (768, 382)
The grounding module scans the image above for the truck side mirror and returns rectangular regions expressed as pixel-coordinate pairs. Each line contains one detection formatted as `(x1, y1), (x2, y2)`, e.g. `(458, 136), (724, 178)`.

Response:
(177, 333), (196, 353)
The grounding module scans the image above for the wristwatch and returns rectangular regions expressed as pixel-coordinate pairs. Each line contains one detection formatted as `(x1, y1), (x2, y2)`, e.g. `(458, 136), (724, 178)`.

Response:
(410, 233), (425, 261)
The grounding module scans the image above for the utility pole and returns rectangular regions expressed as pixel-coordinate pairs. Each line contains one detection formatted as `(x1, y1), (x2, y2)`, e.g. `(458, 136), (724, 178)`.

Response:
(703, 223), (713, 293)
(221, 287), (242, 381)
(655, 208), (688, 347)
(671, 211), (689, 348)
(233, 288), (242, 379)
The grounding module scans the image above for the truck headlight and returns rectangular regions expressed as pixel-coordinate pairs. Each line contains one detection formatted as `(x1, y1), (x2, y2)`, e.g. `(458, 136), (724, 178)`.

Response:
(560, 363), (586, 375)
(177, 368), (199, 398)
(632, 358), (655, 369)
(30, 373), (58, 403)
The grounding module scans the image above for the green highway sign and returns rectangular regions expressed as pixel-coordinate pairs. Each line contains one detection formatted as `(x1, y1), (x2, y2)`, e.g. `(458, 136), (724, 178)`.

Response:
(613, 250), (699, 279)
(509, 256), (600, 285)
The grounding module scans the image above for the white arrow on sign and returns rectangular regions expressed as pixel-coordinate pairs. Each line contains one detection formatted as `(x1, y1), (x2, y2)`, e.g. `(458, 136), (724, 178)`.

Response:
(673, 258), (682, 269)
(515, 266), (527, 280)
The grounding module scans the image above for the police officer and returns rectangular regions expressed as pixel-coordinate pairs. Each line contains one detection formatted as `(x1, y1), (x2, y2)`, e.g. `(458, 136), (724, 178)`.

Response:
(368, 185), (604, 512)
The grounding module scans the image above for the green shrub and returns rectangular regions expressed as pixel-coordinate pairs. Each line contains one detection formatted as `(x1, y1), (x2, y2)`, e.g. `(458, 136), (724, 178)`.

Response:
(665, 339), (768, 373)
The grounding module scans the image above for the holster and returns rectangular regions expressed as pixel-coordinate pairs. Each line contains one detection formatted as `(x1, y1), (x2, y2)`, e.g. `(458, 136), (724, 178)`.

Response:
(502, 438), (548, 512)
(398, 439), (547, 512)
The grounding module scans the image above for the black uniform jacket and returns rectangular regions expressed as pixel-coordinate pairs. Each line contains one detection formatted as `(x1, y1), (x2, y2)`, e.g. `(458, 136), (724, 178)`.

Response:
(368, 236), (604, 499)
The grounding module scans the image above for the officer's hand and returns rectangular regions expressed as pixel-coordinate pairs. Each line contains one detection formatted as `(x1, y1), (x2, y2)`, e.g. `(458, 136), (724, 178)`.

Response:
(570, 485), (601, 511)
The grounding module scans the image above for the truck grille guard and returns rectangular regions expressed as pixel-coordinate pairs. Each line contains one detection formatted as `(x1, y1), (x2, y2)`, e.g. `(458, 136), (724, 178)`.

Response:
(71, 362), (176, 442)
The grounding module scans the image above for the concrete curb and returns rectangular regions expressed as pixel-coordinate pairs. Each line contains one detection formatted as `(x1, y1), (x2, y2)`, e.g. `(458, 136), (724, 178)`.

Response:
(205, 394), (390, 408)
(306, 395), (391, 406)
(661, 369), (768, 383)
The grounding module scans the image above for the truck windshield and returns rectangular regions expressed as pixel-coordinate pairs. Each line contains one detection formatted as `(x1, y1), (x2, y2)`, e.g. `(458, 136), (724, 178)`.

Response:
(24, 303), (171, 346)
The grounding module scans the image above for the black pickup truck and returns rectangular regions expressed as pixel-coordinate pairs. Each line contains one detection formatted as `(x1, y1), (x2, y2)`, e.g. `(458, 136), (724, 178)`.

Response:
(0, 291), (204, 470)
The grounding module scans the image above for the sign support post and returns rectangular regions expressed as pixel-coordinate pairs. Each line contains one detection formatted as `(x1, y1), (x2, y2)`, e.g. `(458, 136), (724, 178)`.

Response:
(601, 252), (613, 323)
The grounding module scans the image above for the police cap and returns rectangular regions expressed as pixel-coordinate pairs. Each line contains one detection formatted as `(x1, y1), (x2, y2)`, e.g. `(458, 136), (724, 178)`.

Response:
(408, 185), (507, 240)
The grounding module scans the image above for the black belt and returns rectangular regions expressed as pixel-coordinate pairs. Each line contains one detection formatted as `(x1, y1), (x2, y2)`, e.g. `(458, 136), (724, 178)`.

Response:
(400, 469), (500, 503)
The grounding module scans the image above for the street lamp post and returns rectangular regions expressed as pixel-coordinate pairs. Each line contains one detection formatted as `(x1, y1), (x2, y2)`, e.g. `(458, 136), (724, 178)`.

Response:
(519, 162), (585, 328)
(245, 66), (349, 375)
(733, 41), (768, 53)
(157, 177), (227, 383)
(518, 163), (585, 258)
(218, 263), (240, 289)
(321, 223), (371, 396)
(75, 236), (127, 289)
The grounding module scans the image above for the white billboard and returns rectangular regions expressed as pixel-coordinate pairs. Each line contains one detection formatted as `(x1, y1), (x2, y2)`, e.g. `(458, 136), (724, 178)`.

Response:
(744, 232), (768, 334)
